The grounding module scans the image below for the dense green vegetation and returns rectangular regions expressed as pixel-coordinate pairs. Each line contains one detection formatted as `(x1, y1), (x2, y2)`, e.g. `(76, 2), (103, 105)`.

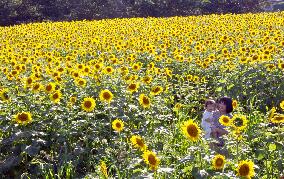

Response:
(0, 0), (271, 26)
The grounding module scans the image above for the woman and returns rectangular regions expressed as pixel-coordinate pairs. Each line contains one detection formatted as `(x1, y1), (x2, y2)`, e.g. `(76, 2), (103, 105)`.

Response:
(211, 97), (233, 147)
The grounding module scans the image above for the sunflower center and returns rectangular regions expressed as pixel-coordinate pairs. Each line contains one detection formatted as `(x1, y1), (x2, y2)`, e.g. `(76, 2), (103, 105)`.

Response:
(84, 101), (92, 108)
(103, 92), (111, 100)
(153, 87), (160, 93)
(79, 80), (84, 85)
(46, 85), (52, 91)
(27, 78), (32, 84)
(223, 117), (229, 123)
(136, 138), (144, 147)
(34, 84), (40, 90)
(187, 124), (198, 137)
(115, 122), (121, 128)
(239, 164), (250, 176)
(18, 113), (28, 121)
(142, 97), (150, 105)
(107, 68), (111, 72)
(129, 84), (136, 90)
(53, 93), (59, 99)
(215, 158), (224, 167)
(71, 97), (76, 103)
(148, 154), (157, 165)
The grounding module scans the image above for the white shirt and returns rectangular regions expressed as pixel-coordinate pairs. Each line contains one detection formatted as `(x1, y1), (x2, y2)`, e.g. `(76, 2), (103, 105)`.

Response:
(201, 110), (214, 139)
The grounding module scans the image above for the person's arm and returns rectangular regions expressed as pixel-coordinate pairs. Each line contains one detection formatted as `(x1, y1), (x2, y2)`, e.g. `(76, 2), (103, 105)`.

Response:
(214, 127), (228, 135)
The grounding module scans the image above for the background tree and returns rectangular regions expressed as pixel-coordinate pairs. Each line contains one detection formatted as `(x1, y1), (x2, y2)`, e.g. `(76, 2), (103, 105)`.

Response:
(0, 0), (275, 26)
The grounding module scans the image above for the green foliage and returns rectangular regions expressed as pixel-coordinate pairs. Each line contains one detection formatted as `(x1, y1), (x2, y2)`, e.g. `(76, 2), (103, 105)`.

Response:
(0, 0), (272, 26)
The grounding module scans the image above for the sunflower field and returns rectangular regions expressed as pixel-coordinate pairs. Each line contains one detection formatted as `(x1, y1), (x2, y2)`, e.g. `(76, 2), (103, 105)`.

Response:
(0, 12), (284, 178)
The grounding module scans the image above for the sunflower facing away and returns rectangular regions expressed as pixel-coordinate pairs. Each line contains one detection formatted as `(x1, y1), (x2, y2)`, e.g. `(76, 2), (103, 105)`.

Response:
(236, 160), (255, 178)
(130, 135), (147, 151)
(219, 115), (231, 127)
(112, 119), (124, 132)
(99, 89), (114, 103)
(181, 119), (201, 142)
(139, 94), (151, 109)
(81, 97), (96, 112)
(142, 150), (160, 170)
(14, 112), (32, 125)
(212, 154), (226, 170)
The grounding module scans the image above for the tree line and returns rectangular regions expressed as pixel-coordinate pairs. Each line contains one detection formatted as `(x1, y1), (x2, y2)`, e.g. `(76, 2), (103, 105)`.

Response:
(0, 0), (271, 26)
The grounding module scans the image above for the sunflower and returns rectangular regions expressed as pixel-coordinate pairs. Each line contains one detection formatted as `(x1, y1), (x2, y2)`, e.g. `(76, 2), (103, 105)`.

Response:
(119, 66), (129, 76)
(280, 100), (284, 110)
(25, 76), (34, 87)
(76, 78), (87, 88)
(271, 114), (284, 124)
(99, 89), (113, 103)
(142, 150), (160, 170)
(150, 86), (163, 96)
(81, 97), (96, 112)
(14, 112), (32, 125)
(232, 99), (238, 109)
(45, 82), (55, 93)
(278, 62), (284, 70)
(212, 154), (226, 170)
(132, 63), (141, 71)
(70, 95), (77, 104)
(104, 66), (114, 74)
(0, 88), (9, 101)
(219, 115), (231, 127)
(94, 62), (103, 71)
(181, 119), (201, 142)
(142, 75), (153, 84)
(112, 119), (124, 132)
(127, 82), (139, 93)
(130, 135), (147, 151)
(50, 90), (62, 103)
(173, 103), (183, 112)
(139, 94), (151, 109)
(236, 160), (255, 178)
(231, 114), (248, 131)
(100, 161), (108, 178)
(32, 82), (42, 92)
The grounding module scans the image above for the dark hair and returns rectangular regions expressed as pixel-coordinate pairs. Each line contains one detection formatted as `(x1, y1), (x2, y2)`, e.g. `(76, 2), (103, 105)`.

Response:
(205, 99), (215, 107)
(217, 97), (233, 113)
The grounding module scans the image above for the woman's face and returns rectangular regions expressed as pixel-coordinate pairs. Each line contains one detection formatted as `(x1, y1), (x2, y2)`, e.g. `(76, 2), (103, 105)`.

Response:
(218, 102), (227, 114)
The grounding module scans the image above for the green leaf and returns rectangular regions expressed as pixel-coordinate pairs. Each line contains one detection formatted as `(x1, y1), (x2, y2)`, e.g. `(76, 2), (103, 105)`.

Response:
(227, 84), (235, 90)
(215, 87), (222, 92)
(268, 143), (276, 151)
